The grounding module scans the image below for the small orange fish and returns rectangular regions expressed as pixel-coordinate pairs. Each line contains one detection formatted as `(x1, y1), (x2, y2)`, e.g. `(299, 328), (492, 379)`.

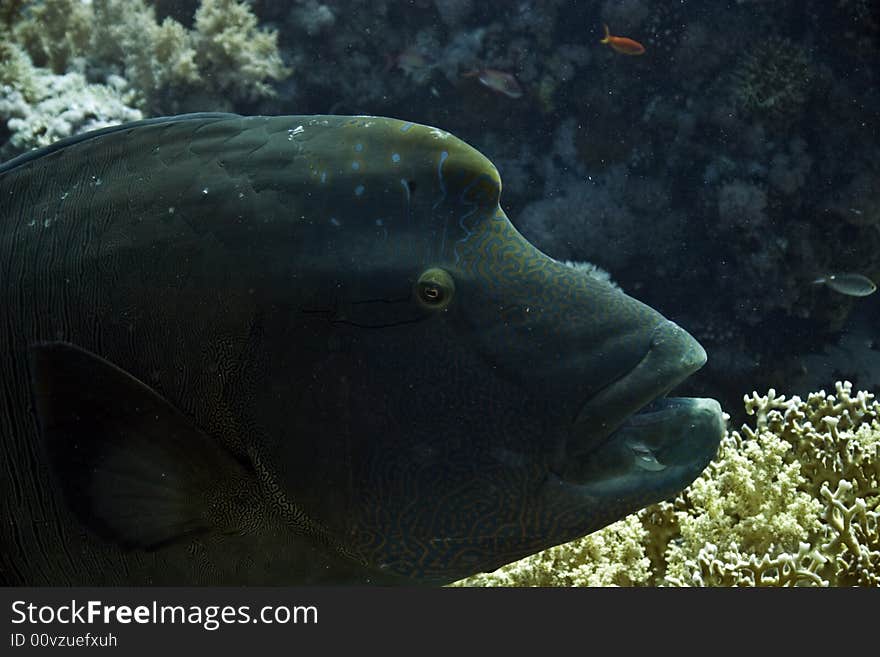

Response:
(600, 24), (646, 56)
(462, 68), (523, 99)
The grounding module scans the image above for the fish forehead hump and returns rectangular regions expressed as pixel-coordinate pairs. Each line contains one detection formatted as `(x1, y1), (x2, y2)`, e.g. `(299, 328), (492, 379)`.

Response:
(294, 115), (500, 187)
(170, 115), (503, 260)
(221, 115), (506, 267)
(261, 115), (505, 243)
(181, 114), (501, 205)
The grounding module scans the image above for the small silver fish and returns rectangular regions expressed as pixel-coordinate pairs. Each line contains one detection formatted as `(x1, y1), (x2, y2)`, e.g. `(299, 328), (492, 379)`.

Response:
(812, 273), (877, 297)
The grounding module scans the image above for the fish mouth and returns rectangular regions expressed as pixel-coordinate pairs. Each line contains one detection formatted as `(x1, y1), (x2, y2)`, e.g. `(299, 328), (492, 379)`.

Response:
(555, 396), (724, 499)
(562, 319), (714, 484)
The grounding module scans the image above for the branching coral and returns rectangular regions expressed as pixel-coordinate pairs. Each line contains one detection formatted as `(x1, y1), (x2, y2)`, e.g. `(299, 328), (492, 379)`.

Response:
(731, 37), (813, 125)
(0, 44), (142, 156)
(745, 383), (880, 585)
(455, 382), (880, 586)
(5, 0), (289, 120)
(0, 41), (40, 101)
(192, 0), (290, 102)
(11, 0), (92, 74)
(87, 0), (200, 110)
(454, 515), (653, 587)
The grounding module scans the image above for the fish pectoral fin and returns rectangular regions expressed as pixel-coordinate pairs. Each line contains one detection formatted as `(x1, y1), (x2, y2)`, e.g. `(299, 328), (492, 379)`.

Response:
(28, 341), (260, 550)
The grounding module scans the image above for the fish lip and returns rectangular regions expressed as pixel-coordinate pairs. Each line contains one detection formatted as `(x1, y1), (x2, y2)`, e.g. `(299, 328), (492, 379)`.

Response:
(553, 396), (724, 494)
(569, 319), (707, 458)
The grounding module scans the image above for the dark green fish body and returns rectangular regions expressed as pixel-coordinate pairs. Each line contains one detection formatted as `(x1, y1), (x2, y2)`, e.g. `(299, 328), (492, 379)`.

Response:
(0, 114), (723, 585)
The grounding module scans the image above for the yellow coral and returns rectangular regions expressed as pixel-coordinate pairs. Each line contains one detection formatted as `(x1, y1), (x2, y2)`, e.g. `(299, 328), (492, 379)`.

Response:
(819, 480), (880, 585)
(193, 0), (291, 102)
(12, 0), (91, 73)
(0, 41), (40, 101)
(663, 383), (879, 586)
(6, 0), (289, 115)
(453, 514), (652, 587)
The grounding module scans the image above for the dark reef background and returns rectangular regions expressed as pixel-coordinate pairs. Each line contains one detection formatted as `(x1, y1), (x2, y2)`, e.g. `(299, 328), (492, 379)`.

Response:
(2, 0), (879, 419)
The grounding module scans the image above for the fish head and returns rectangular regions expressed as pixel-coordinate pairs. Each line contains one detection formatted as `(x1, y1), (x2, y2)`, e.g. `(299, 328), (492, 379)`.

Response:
(261, 117), (723, 583)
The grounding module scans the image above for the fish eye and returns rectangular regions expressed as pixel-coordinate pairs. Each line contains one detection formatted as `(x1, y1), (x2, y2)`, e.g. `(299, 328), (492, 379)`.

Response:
(416, 268), (455, 310)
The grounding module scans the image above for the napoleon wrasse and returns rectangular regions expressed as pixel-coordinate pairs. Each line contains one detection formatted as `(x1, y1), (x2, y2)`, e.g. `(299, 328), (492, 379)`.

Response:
(0, 114), (722, 585)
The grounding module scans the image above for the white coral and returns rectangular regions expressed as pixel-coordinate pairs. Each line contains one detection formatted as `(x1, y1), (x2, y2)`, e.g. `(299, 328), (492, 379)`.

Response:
(1, 69), (141, 152)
